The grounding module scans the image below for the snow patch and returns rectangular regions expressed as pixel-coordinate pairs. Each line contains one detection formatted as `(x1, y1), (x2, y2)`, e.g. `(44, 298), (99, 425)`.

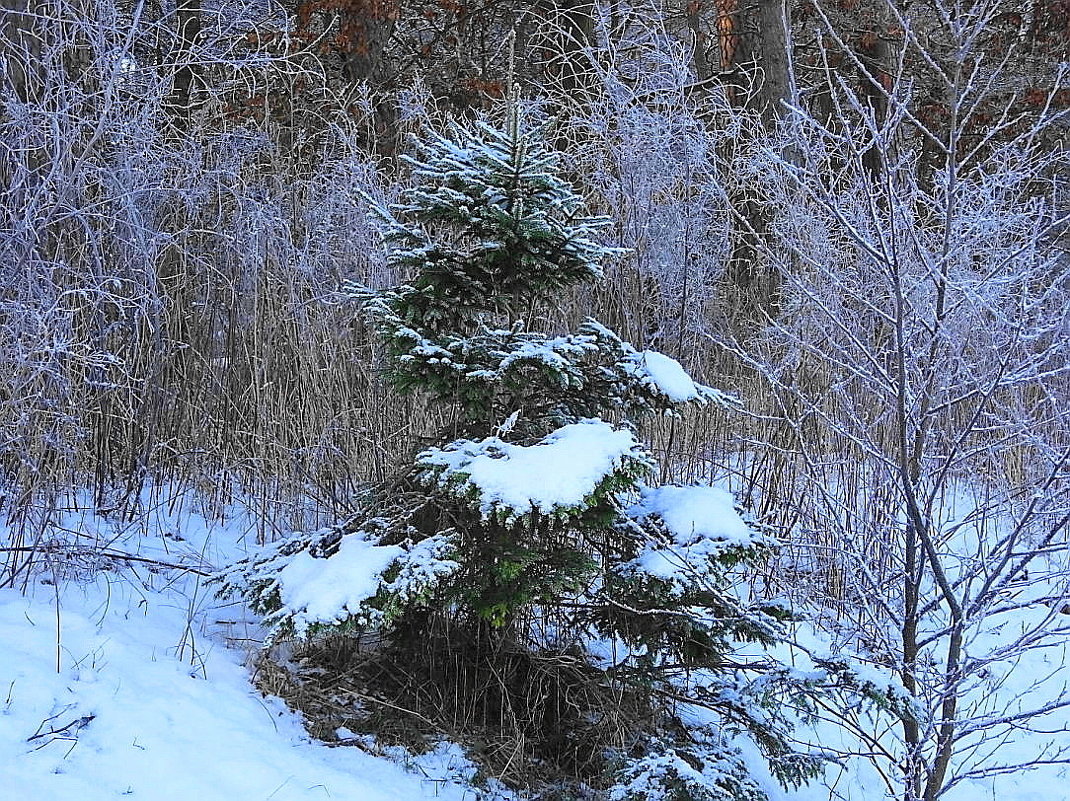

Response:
(629, 350), (704, 401)
(419, 420), (645, 518)
(277, 533), (403, 634)
(628, 485), (762, 579)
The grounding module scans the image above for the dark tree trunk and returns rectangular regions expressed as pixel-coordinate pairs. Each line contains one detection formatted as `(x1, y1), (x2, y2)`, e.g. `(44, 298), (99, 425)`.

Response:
(723, 0), (793, 326)
(165, 0), (202, 133)
(751, 0), (790, 128)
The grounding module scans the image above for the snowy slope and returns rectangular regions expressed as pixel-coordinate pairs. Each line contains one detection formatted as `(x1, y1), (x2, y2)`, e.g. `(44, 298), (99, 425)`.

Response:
(0, 498), (493, 801)
(1, 493), (1066, 801)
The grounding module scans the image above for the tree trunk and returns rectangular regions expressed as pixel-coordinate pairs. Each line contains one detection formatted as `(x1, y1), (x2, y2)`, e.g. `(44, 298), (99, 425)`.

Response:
(751, 0), (790, 128)
(165, 0), (202, 133)
(340, 7), (396, 83)
(723, 0), (792, 326)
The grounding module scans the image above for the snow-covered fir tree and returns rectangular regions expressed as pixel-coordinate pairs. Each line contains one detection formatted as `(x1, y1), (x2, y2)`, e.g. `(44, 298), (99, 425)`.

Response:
(215, 108), (842, 800)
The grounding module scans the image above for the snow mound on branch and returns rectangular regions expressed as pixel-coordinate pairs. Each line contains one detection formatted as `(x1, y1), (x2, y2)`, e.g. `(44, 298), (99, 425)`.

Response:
(629, 350), (704, 401)
(237, 529), (462, 638)
(419, 420), (645, 518)
(629, 485), (764, 579)
(277, 534), (404, 634)
(625, 350), (733, 406)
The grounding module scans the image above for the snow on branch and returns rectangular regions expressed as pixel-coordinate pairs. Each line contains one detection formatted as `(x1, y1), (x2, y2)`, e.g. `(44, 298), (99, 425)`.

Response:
(416, 420), (651, 525)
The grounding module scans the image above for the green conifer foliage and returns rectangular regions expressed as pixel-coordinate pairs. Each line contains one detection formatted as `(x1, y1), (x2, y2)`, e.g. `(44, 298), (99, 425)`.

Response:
(355, 112), (727, 434)
(214, 111), (847, 801)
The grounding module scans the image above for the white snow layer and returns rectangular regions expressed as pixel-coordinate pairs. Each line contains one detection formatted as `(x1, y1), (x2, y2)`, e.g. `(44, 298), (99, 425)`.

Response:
(277, 533), (402, 634)
(420, 420), (642, 517)
(2, 492), (1065, 801)
(0, 500), (496, 801)
(628, 350), (705, 402)
(629, 485), (760, 579)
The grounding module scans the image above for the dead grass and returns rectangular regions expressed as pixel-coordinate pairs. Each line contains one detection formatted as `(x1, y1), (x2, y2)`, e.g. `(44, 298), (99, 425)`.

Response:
(252, 616), (659, 796)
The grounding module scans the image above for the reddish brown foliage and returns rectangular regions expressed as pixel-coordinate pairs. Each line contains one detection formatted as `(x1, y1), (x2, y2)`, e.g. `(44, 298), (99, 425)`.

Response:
(294, 0), (401, 57)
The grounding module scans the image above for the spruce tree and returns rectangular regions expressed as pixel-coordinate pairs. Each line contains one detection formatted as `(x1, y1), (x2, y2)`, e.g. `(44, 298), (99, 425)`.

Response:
(215, 110), (841, 800)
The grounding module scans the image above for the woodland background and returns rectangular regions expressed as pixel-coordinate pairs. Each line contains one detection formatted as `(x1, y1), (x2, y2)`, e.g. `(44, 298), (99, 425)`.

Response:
(1, 0), (1068, 799)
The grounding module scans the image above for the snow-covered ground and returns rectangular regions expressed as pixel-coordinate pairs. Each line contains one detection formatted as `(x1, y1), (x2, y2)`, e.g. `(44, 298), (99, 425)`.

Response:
(1, 491), (1066, 800)
(0, 496), (495, 801)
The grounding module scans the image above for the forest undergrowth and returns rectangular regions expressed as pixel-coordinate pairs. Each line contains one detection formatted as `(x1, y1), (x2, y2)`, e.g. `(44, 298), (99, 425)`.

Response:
(2, 0), (1067, 799)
